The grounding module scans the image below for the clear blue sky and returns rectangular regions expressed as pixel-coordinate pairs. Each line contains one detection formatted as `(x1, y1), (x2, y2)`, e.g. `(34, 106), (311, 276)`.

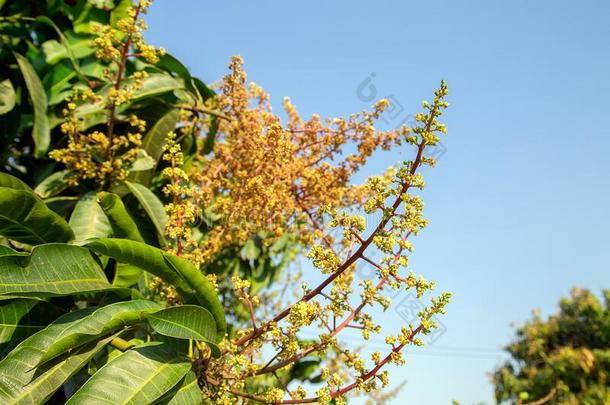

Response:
(146, 1), (610, 403)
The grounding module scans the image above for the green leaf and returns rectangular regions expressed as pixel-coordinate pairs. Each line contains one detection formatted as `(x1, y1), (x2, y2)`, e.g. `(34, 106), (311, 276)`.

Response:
(132, 109), (179, 185)
(33, 170), (72, 198)
(0, 246), (19, 257)
(148, 305), (219, 355)
(110, 0), (132, 28)
(142, 109), (180, 162)
(85, 238), (191, 297)
(130, 149), (156, 171)
(0, 299), (61, 357)
(113, 263), (143, 287)
(0, 309), (120, 404)
(164, 255), (227, 339)
(124, 181), (168, 245)
(67, 343), (191, 405)
(0, 299), (43, 344)
(0, 187), (74, 245)
(132, 74), (182, 101)
(156, 53), (192, 82)
(97, 192), (144, 242)
(69, 192), (112, 245)
(0, 244), (114, 298)
(0, 79), (15, 115)
(38, 300), (162, 367)
(0, 172), (30, 191)
(14, 53), (50, 158)
(85, 238), (226, 338)
(36, 17), (91, 81)
(42, 61), (76, 105)
(153, 371), (201, 405)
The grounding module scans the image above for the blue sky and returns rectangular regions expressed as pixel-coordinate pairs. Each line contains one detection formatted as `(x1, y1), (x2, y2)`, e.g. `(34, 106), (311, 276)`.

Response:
(147, 1), (610, 403)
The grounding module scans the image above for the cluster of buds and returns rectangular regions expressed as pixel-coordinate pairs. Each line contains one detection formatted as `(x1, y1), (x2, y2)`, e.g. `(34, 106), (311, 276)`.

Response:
(196, 77), (452, 403)
(49, 1), (164, 189)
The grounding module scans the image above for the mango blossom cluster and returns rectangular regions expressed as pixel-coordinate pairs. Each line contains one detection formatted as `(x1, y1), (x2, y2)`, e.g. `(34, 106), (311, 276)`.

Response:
(49, 0), (164, 189)
(189, 56), (412, 262)
(183, 62), (453, 403)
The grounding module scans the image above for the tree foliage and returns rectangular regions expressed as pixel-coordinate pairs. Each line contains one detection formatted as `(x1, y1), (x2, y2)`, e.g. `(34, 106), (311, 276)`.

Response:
(493, 288), (610, 405)
(0, 0), (452, 403)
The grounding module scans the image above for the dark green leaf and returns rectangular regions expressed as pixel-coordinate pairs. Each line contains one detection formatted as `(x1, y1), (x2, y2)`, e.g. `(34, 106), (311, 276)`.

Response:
(66, 343), (191, 405)
(14, 53), (50, 158)
(38, 300), (162, 366)
(124, 181), (168, 245)
(132, 109), (179, 185)
(97, 192), (144, 242)
(0, 186), (74, 244)
(86, 238), (226, 337)
(0, 313), (120, 404)
(153, 371), (201, 405)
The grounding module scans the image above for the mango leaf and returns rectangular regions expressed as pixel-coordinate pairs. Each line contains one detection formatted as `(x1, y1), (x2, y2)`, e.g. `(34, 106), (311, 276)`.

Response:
(156, 53), (191, 82)
(0, 299), (62, 357)
(69, 192), (112, 245)
(0, 79), (15, 115)
(36, 17), (91, 77)
(85, 238), (191, 297)
(133, 109), (179, 185)
(113, 263), (143, 287)
(110, 0), (132, 28)
(0, 299), (43, 343)
(66, 343), (191, 405)
(85, 238), (226, 337)
(164, 255), (227, 339)
(132, 73), (182, 101)
(124, 181), (168, 245)
(38, 300), (162, 367)
(14, 53), (49, 158)
(42, 61), (76, 105)
(147, 305), (219, 355)
(0, 187), (74, 244)
(153, 371), (201, 405)
(33, 170), (72, 198)
(0, 244), (114, 298)
(0, 246), (19, 257)
(0, 172), (30, 191)
(129, 149), (156, 171)
(97, 192), (144, 242)
(0, 309), (120, 404)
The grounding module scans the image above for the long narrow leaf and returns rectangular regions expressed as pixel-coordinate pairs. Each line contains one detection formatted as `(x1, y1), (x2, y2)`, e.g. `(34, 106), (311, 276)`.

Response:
(66, 343), (191, 405)
(153, 371), (201, 405)
(38, 300), (162, 366)
(85, 238), (226, 337)
(0, 310), (120, 404)
(124, 181), (168, 246)
(0, 187), (74, 244)
(14, 53), (49, 158)
(97, 192), (144, 242)
(148, 305), (219, 356)
(0, 244), (114, 297)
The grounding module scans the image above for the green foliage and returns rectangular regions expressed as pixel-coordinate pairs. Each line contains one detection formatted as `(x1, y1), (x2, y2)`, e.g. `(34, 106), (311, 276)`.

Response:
(0, 2), (244, 402)
(493, 288), (610, 404)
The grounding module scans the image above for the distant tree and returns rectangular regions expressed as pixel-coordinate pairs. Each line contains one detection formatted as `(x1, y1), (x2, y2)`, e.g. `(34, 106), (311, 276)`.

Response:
(493, 288), (610, 405)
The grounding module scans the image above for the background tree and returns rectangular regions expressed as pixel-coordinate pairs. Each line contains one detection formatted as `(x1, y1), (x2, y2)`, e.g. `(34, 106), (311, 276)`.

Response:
(493, 288), (610, 405)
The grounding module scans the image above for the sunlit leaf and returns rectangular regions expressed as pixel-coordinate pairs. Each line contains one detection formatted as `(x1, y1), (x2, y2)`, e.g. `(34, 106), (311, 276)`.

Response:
(66, 343), (191, 405)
